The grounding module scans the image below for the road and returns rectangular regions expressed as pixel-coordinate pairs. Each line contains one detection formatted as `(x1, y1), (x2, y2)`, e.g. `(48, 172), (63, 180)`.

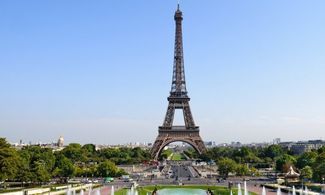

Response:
(168, 161), (200, 179)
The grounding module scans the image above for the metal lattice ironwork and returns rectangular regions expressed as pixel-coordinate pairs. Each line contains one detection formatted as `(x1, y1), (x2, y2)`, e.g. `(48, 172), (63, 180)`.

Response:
(151, 5), (206, 160)
(171, 6), (187, 95)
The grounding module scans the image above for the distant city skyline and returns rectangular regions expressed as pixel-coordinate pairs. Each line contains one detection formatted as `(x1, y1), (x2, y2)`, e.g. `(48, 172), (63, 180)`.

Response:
(1, 1), (325, 145)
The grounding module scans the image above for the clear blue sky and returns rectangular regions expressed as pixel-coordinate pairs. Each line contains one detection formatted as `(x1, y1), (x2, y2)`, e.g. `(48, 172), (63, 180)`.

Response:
(1, 1), (325, 145)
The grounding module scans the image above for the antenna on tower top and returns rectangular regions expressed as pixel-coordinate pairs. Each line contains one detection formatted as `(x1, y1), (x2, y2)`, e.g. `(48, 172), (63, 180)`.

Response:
(177, 0), (180, 10)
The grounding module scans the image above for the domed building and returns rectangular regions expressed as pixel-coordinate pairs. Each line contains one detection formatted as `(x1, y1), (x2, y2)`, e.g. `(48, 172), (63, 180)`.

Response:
(57, 136), (64, 147)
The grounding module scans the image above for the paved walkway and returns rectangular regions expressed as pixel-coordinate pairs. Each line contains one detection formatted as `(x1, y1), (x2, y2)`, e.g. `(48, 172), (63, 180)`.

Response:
(82, 186), (117, 195)
(247, 184), (288, 195)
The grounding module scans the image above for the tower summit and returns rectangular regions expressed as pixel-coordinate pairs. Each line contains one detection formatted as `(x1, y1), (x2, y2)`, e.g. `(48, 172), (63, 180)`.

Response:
(171, 3), (186, 96)
(151, 5), (206, 160)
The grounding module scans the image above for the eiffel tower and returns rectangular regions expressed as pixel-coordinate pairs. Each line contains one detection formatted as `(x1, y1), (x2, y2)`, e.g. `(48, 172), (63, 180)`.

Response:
(151, 5), (206, 160)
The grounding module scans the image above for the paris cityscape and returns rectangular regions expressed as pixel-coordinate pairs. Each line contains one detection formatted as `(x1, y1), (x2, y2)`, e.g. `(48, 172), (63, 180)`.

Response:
(1, 1), (325, 195)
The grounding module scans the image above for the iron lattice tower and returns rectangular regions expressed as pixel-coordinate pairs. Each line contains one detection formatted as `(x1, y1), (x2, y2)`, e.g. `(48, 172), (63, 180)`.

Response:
(151, 5), (206, 160)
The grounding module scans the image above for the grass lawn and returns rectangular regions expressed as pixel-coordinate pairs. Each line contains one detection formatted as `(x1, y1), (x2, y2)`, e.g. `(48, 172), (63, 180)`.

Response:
(115, 185), (257, 195)
(171, 152), (186, 160)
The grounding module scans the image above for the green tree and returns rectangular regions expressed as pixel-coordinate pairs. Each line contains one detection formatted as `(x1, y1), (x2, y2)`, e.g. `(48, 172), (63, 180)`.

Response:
(275, 154), (296, 172)
(263, 145), (284, 160)
(73, 166), (84, 177)
(160, 149), (172, 160)
(62, 143), (86, 163)
(32, 160), (50, 183)
(18, 145), (56, 183)
(16, 157), (33, 182)
(130, 147), (150, 162)
(0, 138), (20, 181)
(53, 154), (75, 178)
(217, 158), (237, 178)
(232, 147), (262, 164)
(97, 160), (118, 177)
(88, 164), (97, 177)
(313, 162), (325, 182)
(184, 148), (199, 159)
(199, 152), (212, 162)
(300, 166), (313, 181)
(296, 151), (317, 169)
(77, 164), (97, 178)
(81, 144), (97, 162)
(19, 146), (55, 172)
(236, 164), (250, 176)
(312, 152), (325, 182)
(97, 147), (150, 164)
(250, 167), (260, 176)
(82, 144), (96, 154)
(317, 146), (325, 154)
(208, 147), (233, 161)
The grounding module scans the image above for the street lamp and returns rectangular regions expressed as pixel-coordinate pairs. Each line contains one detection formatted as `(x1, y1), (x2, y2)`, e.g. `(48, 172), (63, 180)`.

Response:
(322, 177), (325, 193)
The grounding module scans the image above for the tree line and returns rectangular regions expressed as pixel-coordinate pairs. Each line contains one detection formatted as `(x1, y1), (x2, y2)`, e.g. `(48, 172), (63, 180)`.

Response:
(0, 138), (151, 184)
(2, 137), (325, 184)
(195, 145), (325, 182)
